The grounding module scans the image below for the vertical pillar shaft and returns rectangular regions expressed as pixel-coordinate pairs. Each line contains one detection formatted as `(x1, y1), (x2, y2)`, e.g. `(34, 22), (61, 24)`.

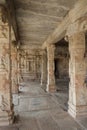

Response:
(11, 45), (18, 94)
(17, 49), (21, 85)
(46, 44), (56, 92)
(68, 32), (87, 118)
(0, 8), (14, 125)
(41, 50), (47, 86)
(19, 50), (23, 83)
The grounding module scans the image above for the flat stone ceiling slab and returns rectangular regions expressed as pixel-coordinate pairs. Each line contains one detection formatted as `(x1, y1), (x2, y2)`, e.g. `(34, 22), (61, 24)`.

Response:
(14, 0), (78, 47)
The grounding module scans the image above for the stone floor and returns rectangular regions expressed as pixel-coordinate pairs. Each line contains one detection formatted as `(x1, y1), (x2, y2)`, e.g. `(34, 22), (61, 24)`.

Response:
(55, 79), (69, 111)
(0, 81), (87, 130)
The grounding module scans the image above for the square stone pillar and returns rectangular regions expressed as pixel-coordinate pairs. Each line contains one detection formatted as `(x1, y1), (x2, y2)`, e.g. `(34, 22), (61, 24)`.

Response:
(0, 7), (14, 125)
(11, 45), (19, 94)
(18, 50), (24, 83)
(46, 44), (56, 92)
(68, 32), (87, 118)
(41, 50), (47, 87)
(17, 47), (21, 83)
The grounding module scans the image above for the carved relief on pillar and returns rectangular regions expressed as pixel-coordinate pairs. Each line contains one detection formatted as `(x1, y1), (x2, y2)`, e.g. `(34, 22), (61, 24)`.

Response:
(0, 6), (14, 125)
(17, 49), (24, 82)
(11, 44), (19, 94)
(66, 18), (87, 118)
(16, 48), (22, 83)
(0, 43), (14, 126)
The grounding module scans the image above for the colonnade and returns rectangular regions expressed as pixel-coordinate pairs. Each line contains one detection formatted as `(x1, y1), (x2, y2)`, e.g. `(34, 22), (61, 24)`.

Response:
(41, 17), (87, 118)
(0, 3), (87, 126)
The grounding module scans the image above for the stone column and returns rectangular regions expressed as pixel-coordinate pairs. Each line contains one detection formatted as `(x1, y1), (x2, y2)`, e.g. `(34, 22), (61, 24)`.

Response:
(41, 50), (47, 87)
(36, 56), (39, 80)
(0, 7), (14, 125)
(11, 44), (19, 94)
(68, 31), (87, 118)
(46, 44), (56, 92)
(16, 48), (19, 84)
(18, 50), (23, 83)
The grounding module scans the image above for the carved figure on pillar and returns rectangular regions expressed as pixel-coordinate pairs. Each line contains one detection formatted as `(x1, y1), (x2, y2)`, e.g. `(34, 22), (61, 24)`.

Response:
(0, 6), (14, 125)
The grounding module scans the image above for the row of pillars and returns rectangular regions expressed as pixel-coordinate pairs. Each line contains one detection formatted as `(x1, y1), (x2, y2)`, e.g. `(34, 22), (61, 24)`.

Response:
(41, 20), (87, 118)
(0, 5), (87, 126)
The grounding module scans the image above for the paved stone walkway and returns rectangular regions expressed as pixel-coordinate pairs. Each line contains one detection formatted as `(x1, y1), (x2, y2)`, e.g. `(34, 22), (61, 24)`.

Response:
(0, 81), (87, 130)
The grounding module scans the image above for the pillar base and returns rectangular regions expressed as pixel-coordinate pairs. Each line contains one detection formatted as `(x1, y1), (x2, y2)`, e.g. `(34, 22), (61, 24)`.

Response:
(0, 110), (14, 126)
(41, 83), (46, 91)
(68, 102), (87, 118)
(41, 81), (46, 86)
(46, 84), (56, 93)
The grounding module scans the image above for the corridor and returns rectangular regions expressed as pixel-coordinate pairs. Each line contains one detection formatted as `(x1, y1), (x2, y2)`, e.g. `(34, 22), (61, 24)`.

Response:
(0, 81), (86, 130)
(0, 0), (87, 128)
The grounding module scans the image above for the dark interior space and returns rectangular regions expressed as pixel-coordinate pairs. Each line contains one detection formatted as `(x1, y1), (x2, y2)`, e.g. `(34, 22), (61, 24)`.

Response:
(54, 38), (69, 111)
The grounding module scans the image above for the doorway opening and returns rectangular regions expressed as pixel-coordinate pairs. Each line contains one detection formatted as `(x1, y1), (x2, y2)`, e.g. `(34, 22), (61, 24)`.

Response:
(54, 38), (69, 111)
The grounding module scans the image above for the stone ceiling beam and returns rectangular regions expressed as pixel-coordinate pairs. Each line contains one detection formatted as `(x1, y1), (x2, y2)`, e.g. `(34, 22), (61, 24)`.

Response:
(43, 15), (70, 48)
(43, 0), (87, 48)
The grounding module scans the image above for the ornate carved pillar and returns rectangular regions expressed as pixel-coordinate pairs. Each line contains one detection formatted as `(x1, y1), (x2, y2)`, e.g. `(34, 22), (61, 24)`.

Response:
(41, 50), (47, 87)
(11, 44), (19, 94)
(18, 50), (24, 83)
(0, 7), (14, 125)
(46, 44), (56, 92)
(67, 18), (87, 118)
(17, 48), (21, 84)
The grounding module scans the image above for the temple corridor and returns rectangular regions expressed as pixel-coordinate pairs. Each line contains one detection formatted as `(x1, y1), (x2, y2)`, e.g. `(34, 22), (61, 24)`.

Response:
(0, 0), (87, 129)
(0, 81), (86, 130)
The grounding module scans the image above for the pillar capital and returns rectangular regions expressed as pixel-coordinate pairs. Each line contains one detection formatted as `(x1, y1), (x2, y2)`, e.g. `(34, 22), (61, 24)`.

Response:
(47, 44), (55, 51)
(66, 16), (87, 38)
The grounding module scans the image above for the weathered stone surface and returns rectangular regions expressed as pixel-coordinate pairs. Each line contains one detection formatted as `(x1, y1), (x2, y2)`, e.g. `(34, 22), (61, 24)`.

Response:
(13, 0), (77, 47)
(43, 0), (87, 48)
(14, 81), (86, 130)
(11, 44), (19, 94)
(0, 0), (87, 126)
(41, 50), (47, 86)
(46, 44), (56, 92)
(19, 47), (42, 81)
(0, 7), (14, 125)
(68, 31), (87, 118)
